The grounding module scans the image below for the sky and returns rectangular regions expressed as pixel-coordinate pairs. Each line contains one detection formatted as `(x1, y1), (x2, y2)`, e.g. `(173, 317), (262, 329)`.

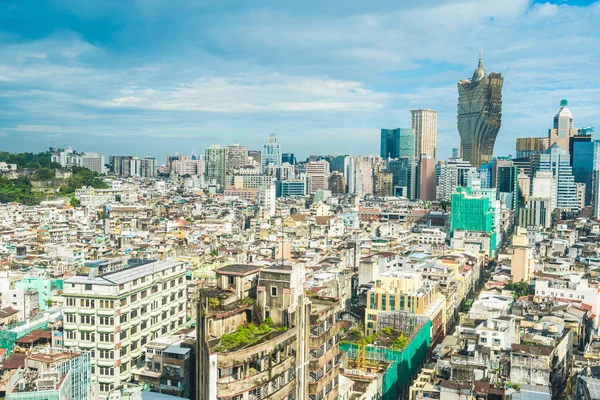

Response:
(1, 0), (599, 162)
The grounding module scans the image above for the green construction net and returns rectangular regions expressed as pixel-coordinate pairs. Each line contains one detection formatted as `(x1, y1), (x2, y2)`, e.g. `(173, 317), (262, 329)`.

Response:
(340, 320), (431, 400)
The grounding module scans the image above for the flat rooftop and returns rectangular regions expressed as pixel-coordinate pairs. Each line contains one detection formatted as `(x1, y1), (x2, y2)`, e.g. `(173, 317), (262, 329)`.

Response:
(65, 260), (184, 286)
(216, 264), (262, 276)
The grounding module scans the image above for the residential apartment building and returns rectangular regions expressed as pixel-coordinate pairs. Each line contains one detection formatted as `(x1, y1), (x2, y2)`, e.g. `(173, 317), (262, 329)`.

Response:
(197, 263), (342, 400)
(62, 260), (188, 399)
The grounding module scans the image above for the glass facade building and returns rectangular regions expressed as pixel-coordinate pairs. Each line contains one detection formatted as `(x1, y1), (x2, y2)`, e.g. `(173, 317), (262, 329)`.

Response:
(380, 128), (414, 159)
(386, 157), (416, 198)
(572, 139), (599, 206)
(457, 55), (503, 168)
(531, 144), (580, 211)
(261, 134), (282, 173)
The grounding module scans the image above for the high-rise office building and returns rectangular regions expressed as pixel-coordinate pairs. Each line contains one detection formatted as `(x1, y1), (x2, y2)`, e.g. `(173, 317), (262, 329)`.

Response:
(548, 99), (578, 153)
(516, 137), (549, 159)
(387, 157), (416, 198)
(330, 155), (349, 173)
(531, 144), (579, 211)
(452, 148), (459, 158)
(380, 128), (414, 159)
(205, 145), (226, 192)
(457, 53), (503, 168)
(436, 158), (477, 202)
(418, 155), (437, 201)
(411, 109), (437, 158)
(261, 134), (282, 173)
(572, 139), (600, 206)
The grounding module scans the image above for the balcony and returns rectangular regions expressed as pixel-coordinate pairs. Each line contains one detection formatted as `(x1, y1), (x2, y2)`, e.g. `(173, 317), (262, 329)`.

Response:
(97, 358), (116, 367)
(98, 308), (115, 316)
(79, 308), (95, 315)
(310, 324), (342, 348)
(64, 306), (77, 314)
(98, 325), (116, 333)
(98, 342), (115, 350)
(79, 324), (96, 332)
(309, 349), (340, 371)
(63, 322), (77, 331)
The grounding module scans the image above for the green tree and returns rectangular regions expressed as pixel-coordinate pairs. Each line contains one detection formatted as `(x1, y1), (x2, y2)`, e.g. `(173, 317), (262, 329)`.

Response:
(70, 197), (80, 207)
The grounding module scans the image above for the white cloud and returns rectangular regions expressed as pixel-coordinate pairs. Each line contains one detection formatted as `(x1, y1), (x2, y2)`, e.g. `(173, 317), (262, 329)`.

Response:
(91, 74), (388, 113)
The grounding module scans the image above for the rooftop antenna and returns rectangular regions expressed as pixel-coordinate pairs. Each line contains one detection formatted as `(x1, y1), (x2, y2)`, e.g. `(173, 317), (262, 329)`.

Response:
(478, 48), (483, 65)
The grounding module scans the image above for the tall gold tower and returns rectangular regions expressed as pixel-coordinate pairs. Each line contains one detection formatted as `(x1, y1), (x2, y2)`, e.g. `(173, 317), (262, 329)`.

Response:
(457, 52), (503, 168)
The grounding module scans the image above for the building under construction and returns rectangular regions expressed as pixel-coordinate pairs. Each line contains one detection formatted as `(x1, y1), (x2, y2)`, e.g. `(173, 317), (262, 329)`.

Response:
(341, 316), (432, 400)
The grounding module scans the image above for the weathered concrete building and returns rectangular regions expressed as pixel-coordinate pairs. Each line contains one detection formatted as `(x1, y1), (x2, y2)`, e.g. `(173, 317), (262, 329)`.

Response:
(197, 263), (342, 400)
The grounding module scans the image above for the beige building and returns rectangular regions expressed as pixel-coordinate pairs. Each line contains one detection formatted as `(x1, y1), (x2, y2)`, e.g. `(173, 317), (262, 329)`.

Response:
(548, 100), (577, 153)
(411, 109), (437, 158)
(511, 227), (534, 283)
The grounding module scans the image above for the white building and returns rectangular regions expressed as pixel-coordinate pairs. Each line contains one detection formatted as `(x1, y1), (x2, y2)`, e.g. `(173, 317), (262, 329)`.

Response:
(1, 288), (39, 320)
(436, 158), (477, 202)
(62, 260), (188, 398)
(535, 275), (600, 328)
(261, 134), (282, 173)
(81, 153), (106, 174)
(305, 160), (330, 193)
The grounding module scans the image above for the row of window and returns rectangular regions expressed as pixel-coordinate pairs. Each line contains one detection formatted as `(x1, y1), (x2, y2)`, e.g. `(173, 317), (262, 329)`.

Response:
(117, 269), (185, 292)
(65, 317), (186, 344)
(369, 293), (420, 312)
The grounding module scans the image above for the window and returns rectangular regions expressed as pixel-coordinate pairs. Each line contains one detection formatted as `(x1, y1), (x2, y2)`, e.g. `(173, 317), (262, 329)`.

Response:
(99, 350), (114, 359)
(80, 315), (95, 325)
(369, 293), (376, 309)
(85, 284), (93, 291)
(271, 286), (278, 297)
(66, 331), (76, 340)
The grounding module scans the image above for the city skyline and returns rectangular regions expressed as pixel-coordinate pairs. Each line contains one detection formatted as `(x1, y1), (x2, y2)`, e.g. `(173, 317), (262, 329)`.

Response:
(1, 0), (600, 162)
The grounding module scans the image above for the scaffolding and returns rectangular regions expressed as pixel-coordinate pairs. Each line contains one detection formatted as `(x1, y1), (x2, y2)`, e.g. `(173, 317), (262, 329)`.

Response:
(0, 319), (50, 355)
(342, 320), (432, 400)
(375, 310), (429, 339)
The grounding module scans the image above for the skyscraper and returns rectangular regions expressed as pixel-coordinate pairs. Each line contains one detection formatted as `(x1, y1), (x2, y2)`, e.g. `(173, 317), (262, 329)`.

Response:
(457, 53), (503, 169)
(548, 99), (577, 153)
(411, 109), (437, 158)
(387, 157), (416, 198)
(205, 145), (226, 192)
(531, 144), (579, 211)
(261, 134), (282, 173)
(572, 139), (600, 205)
(380, 128), (414, 159)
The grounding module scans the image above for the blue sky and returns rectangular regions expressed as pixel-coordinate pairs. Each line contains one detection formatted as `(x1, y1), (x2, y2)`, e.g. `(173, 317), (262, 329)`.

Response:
(1, 0), (599, 162)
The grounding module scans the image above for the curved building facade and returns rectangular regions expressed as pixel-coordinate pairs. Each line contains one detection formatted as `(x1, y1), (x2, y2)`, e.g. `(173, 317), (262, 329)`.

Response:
(457, 55), (503, 169)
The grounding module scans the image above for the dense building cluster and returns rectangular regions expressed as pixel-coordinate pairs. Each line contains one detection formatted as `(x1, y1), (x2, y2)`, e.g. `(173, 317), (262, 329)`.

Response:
(1, 54), (599, 400)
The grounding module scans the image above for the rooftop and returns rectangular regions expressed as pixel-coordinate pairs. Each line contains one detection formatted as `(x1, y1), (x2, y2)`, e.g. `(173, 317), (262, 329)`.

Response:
(65, 260), (184, 286)
(215, 264), (262, 276)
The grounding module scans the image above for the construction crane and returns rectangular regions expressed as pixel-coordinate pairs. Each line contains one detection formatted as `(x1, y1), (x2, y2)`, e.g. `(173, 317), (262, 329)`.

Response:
(357, 341), (367, 371)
